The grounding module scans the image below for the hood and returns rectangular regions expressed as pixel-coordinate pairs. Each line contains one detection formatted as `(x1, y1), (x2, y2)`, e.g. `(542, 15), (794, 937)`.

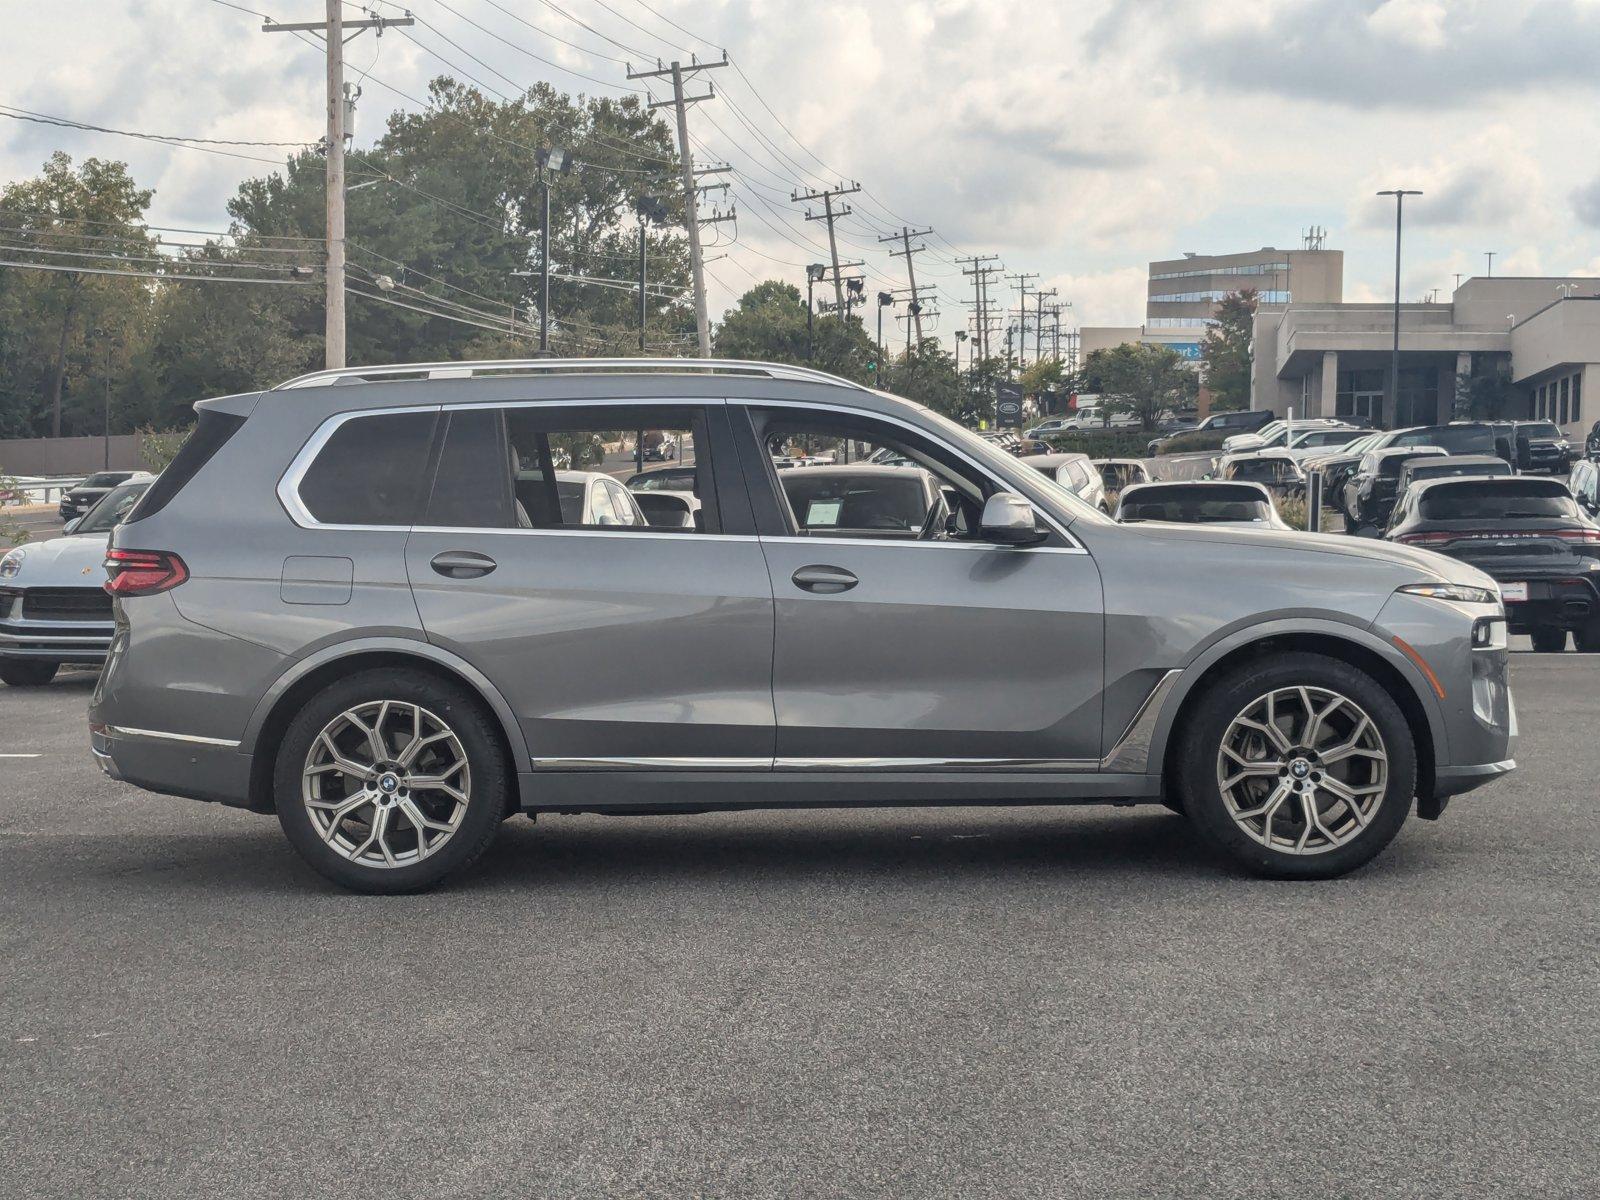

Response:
(2, 531), (112, 586)
(1109, 521), (1497, 588)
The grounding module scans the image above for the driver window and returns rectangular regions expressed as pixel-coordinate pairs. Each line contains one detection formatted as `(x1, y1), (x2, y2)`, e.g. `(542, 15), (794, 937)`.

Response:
(753, 411), (991, 542)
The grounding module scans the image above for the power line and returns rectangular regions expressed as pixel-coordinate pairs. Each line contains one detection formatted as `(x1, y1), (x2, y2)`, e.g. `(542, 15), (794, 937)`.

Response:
(0, 258), (316, 285)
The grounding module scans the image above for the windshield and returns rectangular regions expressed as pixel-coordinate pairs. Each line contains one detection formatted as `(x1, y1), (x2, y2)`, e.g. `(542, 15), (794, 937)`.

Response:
(1121, 486), (1272, 524)
(1421, 483), (1578, 521)
(75, 481), (149, 533)
(80, 472), (127, 489)
(1394, 426), (1493, 454)
(1227, 458), (1297, 483)
(626, 468), (695, 491)
(1521, 423), (1562, 439)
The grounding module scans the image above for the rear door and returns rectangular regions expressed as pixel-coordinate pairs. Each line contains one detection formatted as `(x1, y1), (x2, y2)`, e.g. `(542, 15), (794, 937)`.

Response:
(404, 401), (776, 767)
(734, 402), (1105, 767)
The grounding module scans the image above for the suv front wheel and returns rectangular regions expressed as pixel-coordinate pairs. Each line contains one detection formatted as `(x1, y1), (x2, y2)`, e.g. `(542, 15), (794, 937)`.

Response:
(273, 668), (511, 893)
(1176, 653), (1416, 880)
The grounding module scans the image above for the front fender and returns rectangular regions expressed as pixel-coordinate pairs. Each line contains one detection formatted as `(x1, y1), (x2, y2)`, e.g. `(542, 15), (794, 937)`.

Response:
(1139, 616), (1450, 780)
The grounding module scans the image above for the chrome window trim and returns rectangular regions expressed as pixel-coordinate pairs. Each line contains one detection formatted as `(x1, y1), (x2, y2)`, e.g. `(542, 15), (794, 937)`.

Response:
(104, 724), (242, 749)
(276, 402), (443, 531)
(277, 397), (722, 533)
(739, 396), (1086, 551)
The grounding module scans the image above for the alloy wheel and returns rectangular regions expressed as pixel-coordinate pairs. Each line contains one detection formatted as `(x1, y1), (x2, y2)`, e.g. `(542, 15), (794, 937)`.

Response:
(1215, 686), (1388, 855)
(301, 700), (471, 869)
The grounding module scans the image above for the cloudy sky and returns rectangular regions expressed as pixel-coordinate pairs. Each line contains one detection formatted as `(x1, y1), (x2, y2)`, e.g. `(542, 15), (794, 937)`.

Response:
(4, 0), (1599, 348)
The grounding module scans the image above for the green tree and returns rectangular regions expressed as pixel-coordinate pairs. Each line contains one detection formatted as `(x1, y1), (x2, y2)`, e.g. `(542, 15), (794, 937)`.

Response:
(714, 280), (876, 382)
(0, 153), (154, 438)
(1090, 343), (1199, 431)
(890, 338), (976, 423)
(1018, 357), (1065, 400)
(1201, 288), (1256, 411)
(1453, 356), (1519, 419)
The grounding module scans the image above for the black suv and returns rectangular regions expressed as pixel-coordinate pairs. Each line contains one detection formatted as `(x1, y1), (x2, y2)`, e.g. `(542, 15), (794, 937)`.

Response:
(1513, 422), (1575, 474)
(1387, 475), (1600, 651)
(1147, 409), (1271, 454)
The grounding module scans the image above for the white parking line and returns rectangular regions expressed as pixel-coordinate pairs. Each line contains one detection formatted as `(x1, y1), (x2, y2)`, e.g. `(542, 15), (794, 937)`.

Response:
(0, 753), (43, 759)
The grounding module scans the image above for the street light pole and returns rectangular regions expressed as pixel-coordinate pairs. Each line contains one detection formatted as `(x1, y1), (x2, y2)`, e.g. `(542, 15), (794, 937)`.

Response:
(806, 263), (825, 361)
(1377, 188), (1422, 429)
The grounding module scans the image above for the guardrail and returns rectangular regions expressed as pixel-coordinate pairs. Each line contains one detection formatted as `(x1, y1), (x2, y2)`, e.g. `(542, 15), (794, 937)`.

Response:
(0, 475), (87, 505)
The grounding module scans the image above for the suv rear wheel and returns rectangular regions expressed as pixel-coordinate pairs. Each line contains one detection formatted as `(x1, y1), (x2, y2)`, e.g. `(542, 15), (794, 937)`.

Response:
(0, 660), (59, 687)
(1176, 653), (1416, 880)
(273, 668), (511, 893)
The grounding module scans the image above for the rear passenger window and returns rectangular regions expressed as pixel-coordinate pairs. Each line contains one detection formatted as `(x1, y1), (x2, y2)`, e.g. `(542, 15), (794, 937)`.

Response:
(298, 411), (436, 526)
(422, 404), (720, 533)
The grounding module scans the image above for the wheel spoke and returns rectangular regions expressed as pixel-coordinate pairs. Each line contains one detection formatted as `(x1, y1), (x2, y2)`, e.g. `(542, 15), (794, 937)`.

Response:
(343, 709), (389, 768)
(1235, 715), (1292, 755)
(1221, 761), (1282, 790)
(312, 733), (373, 781)
(1233, 778), (1292, 821)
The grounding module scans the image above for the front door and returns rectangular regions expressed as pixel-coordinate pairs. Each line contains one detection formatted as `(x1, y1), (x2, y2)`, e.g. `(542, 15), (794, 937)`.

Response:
(735, 404), (1105, 767)
(404, 402), (776, 767)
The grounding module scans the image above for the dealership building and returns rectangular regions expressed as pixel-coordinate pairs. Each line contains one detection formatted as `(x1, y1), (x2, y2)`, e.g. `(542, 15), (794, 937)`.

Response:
(1249, 277), (1600, 433)
(1080, 243), (1345, 367)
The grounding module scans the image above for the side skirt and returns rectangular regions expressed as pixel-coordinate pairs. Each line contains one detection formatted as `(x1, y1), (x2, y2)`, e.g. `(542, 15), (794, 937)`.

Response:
(517, 769), (1162, 813)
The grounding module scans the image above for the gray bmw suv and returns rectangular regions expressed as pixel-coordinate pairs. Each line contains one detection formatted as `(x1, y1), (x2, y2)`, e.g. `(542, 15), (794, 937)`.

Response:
(89, 360), (1517, 892)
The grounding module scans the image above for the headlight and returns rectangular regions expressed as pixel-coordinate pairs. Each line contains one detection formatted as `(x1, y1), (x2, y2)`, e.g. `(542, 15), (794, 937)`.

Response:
(1397, 582), (1499, 605)
(0, 546), (25, 579)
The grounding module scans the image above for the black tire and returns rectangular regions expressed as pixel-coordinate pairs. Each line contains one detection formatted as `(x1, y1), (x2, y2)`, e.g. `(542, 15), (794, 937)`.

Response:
(0, 659), (59, 687)
(273, 668), (512, 894)
(1575, 622), (1600, 653)
(1530, 625), (1568, 653)
(1175, 652), (1416, 880)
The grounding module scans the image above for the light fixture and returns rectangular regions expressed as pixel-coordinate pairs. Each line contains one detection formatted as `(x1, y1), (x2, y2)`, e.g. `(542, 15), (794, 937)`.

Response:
(806, 263), (827, 282)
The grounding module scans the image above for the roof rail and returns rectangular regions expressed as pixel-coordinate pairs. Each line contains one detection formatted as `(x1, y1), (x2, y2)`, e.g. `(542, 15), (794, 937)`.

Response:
(272, 357), (870, 392)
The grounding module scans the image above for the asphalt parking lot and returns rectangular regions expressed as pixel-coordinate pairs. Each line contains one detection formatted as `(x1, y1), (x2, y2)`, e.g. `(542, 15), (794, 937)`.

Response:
(1, 657), (1595, 1199)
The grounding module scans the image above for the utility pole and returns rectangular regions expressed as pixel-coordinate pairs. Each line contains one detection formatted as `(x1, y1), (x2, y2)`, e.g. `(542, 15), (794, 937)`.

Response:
(959, 254), (1002, 408)
(1033, 287), (1056, 367)
(1485, 251), (1496, 278)
(881, 226), (935, 345)
(792, 182), (862, 317)
(630, 55), (729, 357)
(1008, 271), (1039, 369)
(263, 5), (411, 370)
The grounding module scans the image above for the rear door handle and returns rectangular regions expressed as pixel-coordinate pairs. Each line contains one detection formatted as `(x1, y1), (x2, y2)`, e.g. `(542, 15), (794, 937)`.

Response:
(430, 550), (497, 579)
(791, 564), (858, 594)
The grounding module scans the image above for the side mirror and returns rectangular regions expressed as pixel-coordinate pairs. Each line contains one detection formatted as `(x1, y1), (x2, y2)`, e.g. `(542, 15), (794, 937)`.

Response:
(979, 492), (1047, 545)
(61, 518), (81, 534)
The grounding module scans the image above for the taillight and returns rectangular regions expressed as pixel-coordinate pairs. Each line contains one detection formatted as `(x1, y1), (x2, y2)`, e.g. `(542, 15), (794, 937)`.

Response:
(1553, 528), (1600, 544)
(1395, 531), (1455, 545)
(104, 549), (189, 597)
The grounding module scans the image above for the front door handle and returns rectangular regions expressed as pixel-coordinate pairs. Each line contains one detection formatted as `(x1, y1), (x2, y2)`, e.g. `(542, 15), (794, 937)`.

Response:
(430, 550), (497, 579)
(791, 564), (858, 594)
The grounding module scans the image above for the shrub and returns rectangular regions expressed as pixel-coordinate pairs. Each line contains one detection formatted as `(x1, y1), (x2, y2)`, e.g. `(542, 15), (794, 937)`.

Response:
(1040, 429), (1153, 458)
(138, 427), (190, 471)
(0, 473), (29, 547)
(1155, 431), (1228, 456)
(1277, 495), (1309, 530)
